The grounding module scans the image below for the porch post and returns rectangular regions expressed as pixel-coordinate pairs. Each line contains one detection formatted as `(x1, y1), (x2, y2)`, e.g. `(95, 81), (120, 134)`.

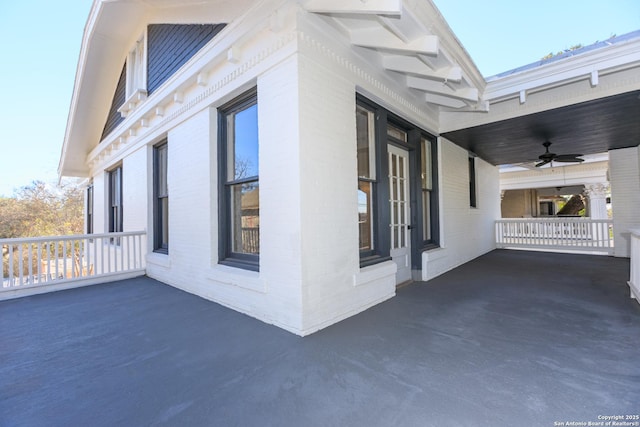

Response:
(584, 183), (609, 220)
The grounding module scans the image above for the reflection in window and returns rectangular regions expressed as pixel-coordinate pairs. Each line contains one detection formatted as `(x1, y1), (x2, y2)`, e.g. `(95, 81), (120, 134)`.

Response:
(358, 181), (372, 251)
(356, 103), (376, 255)
(421, 137), (432, 241)
(231, 183), (259, 254)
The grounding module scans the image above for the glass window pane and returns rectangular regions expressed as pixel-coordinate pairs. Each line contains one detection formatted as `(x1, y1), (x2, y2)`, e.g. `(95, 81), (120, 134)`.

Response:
(387, 124), (407, 142)
(158, 145), (168, 197)
(231, 182), (260, 254)
(356, 105), (375, 179)
(161, 197), (169, 247)
(358, 180), (373, 251)
(421, 138), (432, 190)
(423, 191), (431, 241)
(229, 104), (259, 181)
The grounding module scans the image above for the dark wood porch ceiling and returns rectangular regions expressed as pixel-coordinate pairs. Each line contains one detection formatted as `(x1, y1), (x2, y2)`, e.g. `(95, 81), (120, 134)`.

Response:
(441, 90), (640, 166)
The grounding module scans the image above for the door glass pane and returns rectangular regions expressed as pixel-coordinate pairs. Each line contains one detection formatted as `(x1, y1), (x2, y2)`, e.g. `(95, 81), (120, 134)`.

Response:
(231, 182), (260, 254)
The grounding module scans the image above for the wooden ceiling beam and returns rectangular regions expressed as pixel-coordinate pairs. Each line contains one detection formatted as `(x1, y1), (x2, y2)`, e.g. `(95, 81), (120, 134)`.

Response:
(351, 28), (438, 55)
(382, 55), (461, 82)
(304, 0), (401, 16)
(407, 75), (478, 102)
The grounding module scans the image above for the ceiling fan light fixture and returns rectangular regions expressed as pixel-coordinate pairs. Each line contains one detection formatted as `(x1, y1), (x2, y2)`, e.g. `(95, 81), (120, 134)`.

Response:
(535, 141), (583, 167)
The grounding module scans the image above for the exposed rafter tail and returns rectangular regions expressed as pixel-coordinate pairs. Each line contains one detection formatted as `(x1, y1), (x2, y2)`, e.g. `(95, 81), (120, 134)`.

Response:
(351, 28), (438, 55)
(304, 0), (402, 16)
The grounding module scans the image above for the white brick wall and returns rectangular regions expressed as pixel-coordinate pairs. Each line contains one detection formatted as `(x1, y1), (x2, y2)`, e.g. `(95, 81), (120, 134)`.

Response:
(82, 5), (502, 336)
(609, 146), (640, 257)
(423, 139), (500, 280)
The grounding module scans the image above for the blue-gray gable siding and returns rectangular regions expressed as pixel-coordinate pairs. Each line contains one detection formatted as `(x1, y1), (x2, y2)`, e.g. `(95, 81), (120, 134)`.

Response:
(101, 64), (126, 141)
(147, 24), (226, 95)
(100, 24), (226, 142)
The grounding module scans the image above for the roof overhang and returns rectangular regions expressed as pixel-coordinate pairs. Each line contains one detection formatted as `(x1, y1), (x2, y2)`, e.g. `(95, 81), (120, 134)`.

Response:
(441, 31), (640, 166)
(303, 0), (488, 112)
(58, 0), (254, 178)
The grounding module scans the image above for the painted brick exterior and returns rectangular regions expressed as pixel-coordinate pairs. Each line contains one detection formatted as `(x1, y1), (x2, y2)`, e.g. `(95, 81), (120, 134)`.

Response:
(609, 146), (640, 257)
(82, 2), (501, 335)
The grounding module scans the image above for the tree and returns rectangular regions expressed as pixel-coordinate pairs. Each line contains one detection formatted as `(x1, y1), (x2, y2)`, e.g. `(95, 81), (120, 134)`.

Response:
(0, 180), (84, 239)
(1, 180), (84, 278)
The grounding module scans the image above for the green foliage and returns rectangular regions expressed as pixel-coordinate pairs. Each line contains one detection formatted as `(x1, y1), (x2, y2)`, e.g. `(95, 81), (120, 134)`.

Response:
(541, 43), (584, 61)
(0, 180), (84, 239)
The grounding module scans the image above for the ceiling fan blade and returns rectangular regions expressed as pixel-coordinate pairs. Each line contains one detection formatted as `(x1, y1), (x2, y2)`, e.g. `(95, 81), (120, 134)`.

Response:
(535, 160), (550, 167)
(554, 154), (583, 160)
(554, 157), (585, 163)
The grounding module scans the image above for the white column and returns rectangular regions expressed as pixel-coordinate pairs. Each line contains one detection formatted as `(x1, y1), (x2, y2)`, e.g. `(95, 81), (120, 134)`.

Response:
(584, 183), (609, 219)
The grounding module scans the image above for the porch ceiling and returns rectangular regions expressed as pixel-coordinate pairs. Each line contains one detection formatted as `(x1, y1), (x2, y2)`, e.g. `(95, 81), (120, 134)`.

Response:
(441, 90), (640, 166)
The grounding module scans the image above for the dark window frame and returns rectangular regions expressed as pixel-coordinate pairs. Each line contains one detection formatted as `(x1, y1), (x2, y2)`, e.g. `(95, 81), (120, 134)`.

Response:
(469, 155), (477, 208)
(218, 88), (260, 271)
(357, 96), (391, 267)
(108, 165), (123, 244)
(86, 184), (94, 235)
(153, 140), (169, 254)
(420, 134), (439, 249)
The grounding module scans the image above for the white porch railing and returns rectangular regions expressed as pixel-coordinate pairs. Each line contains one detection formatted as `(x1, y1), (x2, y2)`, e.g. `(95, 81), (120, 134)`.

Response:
(496, 218), (614, 255)
(1, 231), (146, 300)
(629, 229), (640, 305)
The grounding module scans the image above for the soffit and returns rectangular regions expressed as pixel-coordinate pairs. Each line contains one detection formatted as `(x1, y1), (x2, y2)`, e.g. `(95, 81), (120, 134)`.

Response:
(441, 90), (640, 166)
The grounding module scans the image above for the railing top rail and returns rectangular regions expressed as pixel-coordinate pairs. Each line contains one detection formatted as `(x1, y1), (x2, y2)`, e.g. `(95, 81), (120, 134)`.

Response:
(497, 218), (612, 223)
(0, 231), (147, 245)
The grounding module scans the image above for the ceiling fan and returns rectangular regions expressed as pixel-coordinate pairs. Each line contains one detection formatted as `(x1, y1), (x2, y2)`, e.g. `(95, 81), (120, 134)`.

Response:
(535, 141), (584, 167)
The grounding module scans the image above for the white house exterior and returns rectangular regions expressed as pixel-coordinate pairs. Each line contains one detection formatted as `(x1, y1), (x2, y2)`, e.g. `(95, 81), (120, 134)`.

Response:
(59, 0), (640, 335)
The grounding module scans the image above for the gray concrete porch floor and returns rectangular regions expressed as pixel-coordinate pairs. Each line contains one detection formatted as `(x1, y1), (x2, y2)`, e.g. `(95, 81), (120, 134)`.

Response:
(1, 249), (639, 427)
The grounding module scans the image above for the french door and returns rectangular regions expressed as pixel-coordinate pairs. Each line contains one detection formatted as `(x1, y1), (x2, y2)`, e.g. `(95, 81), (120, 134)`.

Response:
(388, 144), (412, 284)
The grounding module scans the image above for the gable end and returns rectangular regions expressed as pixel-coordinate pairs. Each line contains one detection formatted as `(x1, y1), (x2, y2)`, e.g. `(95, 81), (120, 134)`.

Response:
(147, 23), (227, 95)
(101, 64), (127, 141)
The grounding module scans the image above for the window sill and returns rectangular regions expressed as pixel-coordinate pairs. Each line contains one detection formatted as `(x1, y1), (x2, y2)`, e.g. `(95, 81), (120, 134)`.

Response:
(353, 260), (396, 287)
(117, 89), (148, 118)
(359, 255), (392, 269)
(422, 246), (446, 262)
(207, 264), (266, 294)
(147, 252), (171, 268)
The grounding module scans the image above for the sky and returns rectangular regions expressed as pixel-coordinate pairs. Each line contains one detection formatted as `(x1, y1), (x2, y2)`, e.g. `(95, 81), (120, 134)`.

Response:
(0, 0), (638, 197)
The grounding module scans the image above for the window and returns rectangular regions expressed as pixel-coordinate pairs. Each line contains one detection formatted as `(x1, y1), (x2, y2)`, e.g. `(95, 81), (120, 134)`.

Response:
(357, 104), (376, 255)
(153, 141), (169, 253)
(126, 33), (147, 99)
(219, 89), (259, 270)
(421, 137), (433, 242)
(108, 166), (123, 236)
(86, 184), (94, 234)
(469, 155), (477, 208)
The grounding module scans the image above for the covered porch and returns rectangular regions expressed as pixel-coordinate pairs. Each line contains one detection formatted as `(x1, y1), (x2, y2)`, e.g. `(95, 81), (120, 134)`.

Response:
(2, 249), (638, 426)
